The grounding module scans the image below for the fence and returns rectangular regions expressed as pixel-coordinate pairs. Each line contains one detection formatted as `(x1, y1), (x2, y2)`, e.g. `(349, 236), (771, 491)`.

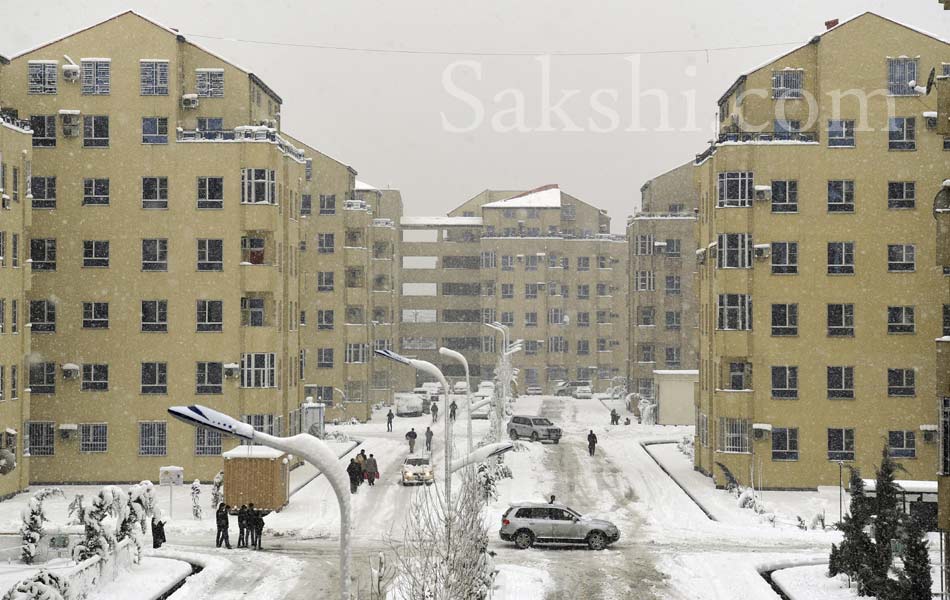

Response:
(63, 537), (134, 598)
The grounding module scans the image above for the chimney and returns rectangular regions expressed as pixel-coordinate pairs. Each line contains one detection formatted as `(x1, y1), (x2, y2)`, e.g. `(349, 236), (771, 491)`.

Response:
(824, 18), (839, 30)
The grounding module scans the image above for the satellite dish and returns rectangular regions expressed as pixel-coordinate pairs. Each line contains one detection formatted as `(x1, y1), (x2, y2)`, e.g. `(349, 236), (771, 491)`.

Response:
(927, 67), (937, 96)
(0, 449), (17, 475)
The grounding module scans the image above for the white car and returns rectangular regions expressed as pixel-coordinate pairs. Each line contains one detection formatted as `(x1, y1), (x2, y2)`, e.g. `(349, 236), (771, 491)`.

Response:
(470, 404), (491, 420)
(453, 381), (469, 394)
(526, 386), (543, 395)
(573, 386), (593, 399)
(474, 382), (495, 398)
(401, 456), (434, 486)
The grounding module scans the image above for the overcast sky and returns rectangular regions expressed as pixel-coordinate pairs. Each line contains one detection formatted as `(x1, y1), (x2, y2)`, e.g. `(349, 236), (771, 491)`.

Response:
(3, 1), (948, 231)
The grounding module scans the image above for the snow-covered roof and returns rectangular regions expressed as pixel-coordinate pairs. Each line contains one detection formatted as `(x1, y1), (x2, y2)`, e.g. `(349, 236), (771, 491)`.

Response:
(355, 180), (377, 191)
(223, 446), (285, 459)
(482, 184), (562, 209)
(400, 216), (483, 227)
(863, 479), (937, 494)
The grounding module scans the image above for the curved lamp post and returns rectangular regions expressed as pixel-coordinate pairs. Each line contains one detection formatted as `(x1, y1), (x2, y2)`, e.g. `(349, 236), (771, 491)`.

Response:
(169, 405), (353, 600)
(438, 347), (474, 454)
(450, 442), (514, 473)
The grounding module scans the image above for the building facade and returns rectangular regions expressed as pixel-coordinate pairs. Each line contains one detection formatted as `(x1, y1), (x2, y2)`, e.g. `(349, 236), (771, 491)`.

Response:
(627, 162), (699, 404)
(694, 13), (949, 489)
(397, 185), (627, 394)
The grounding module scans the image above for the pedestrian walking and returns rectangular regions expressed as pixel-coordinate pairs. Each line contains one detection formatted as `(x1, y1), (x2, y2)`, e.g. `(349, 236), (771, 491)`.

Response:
(449, 400), (457, 421)
(431, 401), (439, 422)
(405, 428), (418, 454)
(364, 454), (379, 486)
(247, 503), (259, 549)
(215, 502), (232, 549)
(386, 409), (394, 432)
(237, 504), (248, 548)
(548, 495), (556, 504)
(347, 458), (363, 493)
(587, 430), (598, 456)
(151, 514), (166, 549)
(253, 509), (265, 550)
(425, 427), (434, 452)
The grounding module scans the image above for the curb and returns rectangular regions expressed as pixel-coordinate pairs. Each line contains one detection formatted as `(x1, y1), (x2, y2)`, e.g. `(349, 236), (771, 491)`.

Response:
(639, 440), (718, 522)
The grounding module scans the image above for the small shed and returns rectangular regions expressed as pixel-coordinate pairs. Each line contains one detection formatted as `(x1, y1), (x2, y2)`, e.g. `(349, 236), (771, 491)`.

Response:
(652, 370), (699, 426)
(222, 445), (290, 511)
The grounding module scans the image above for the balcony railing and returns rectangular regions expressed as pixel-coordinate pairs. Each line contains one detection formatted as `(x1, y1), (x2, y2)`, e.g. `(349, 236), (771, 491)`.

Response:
(718, 131), (818, 144)
(0, 113), (32, 132)
(176, 126), (307, 161)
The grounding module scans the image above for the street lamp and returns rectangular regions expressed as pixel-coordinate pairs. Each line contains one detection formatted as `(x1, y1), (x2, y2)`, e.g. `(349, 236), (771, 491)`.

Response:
(450, 442), (514, 472)
(439, 347), (474, 454)
(168, 405), (352, 600)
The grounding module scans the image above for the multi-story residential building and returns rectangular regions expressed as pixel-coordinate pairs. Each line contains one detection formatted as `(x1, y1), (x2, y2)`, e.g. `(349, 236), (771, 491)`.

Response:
(694, 13), (949, 489)
(397, 185), (627, 394)
(936, 90), (950, 523)
(627, 162), (699, 403)
(0, 107), (33, 497)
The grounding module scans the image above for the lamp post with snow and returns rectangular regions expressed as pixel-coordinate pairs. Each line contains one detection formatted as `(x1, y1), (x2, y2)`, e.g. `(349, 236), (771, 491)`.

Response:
(168, 405), (352, 600)
(439, 347), (474, 453)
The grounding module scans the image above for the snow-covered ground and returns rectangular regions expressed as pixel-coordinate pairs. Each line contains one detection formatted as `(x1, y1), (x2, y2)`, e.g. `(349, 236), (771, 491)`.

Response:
(771, 562), (944, 600)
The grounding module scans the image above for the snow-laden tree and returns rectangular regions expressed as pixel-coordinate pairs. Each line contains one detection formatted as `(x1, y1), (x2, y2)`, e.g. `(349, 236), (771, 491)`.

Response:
(118, 484), (149, 564)
(191, 480), (202, 520)
(18, 488), (64, 564)
(895, 515), (931, 600)
(136, 480), (157, 532)
(867, 447), (903, 598)
(638, 396), (657, 426)
(70, 488), (119, 562)
(210, 470), (224, 510)
(830, 467), (873, 592)
(1, 569), (69, 600)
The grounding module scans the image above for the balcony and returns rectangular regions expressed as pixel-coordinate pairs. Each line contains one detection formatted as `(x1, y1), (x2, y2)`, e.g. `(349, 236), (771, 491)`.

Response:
(176, 126), (307, 162)
(717, 130), (818, 144)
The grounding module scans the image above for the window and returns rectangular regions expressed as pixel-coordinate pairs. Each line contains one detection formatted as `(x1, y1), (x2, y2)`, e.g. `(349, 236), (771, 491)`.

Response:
(28, 422), (54, 456)
(665, 276), (681, 295)
(82, 302), (109, 329)
(142, 239), (168, 271)
(317, 309), (334, 330)
(29, 363), (55, 394)
(140, 60), (169, 95)
(196, 69), (224, 97)
(30, 239), (56, 271)
(573, 256), (589, 271)
(525, 312), (538, 327)
(665, 311), (680, 330)
(718, 418), (750, 453)
(142, 177), (168, 209)
(576, 312), (590, 328)
(319, 194), (336, 215)
(887, 244), (915, 272)
(80, 423), (108, 453)
(301, 194), (312, 216)
(317, 348), (334, 368)
(11, 301), (17, 335)
(196, 177), (224, 209)
(827, 428), (855, 461)
(317, 233), (335, 254)
(241, 353), (275, 388)
(887, 306), (915, 334)
(596, 310), (609, 325)
(576, 339), (590, 355)
(771, 181), (798, 212)
(501, 283), (514, 299)
(771, 428), (799, 461)
(29, 116), (56, 147)
(29, 301), (55, 333)
(345, 344), (368, 364)
(31, 177), (56, 209)
(577, 284), (590, 299)
(717, 294), (752, 330)
(665, 347), (681, 367)
(501, 255), (514, 271)
(317, 272), (334, 291)
(887, 182), (915, 209)
(888, 117), (916, 150)
(81, 60), (110, 94)
(479, 251), (496, 268)
(82, 115), (109, 147)
(10, 235), (16, 269)
(774, 119), (800, 139)
(141, 363), (167, 394)
(83, 178), (109, 206)
(241, 169), (275, 204)
(548, 336), (567, 353)
(944, 304), (950, 337)
(195, 427), (222, 455)
(81, 364), (109, 391)
(885, 431), (916, 459)
(717, 172), (754, 207)
(500, 312), (514, 327)
(82, 240), (109, 268)
(827, 180), (854, 213)
(241, 297), (266, 327)
(197, 239), (223, 271)
(197, 117), (223, 131)
(196, 362), (223, 394)
(635, 271), (655, 291)
(824, 303), (855, 337)
(639, 307), (656, 326)
(827, 366), (854, 399)
(827, 242), (855, 274)
(887, 57), (918, 96)
(525, 255), (539, 271)
(770, 304), (798, 336)
(771, 366), (798, 398)
(142, 117), (168, 144)
(665, 239), (682, 257)
(888, 368), (915, 397)
(717, 233), (752, 268)
(28, 62), (57, 95)
(524, 284), (539, 299)
(827, 119), (855, 148)
(772, 69), (803, 99)
(771, 242), (798, 274)
(547, 308), (564, 325)
(141, 300), (167, 332)
(196, 300), (223, 332)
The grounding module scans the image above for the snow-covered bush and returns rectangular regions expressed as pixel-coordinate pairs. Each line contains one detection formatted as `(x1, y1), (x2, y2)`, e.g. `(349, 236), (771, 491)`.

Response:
(715, 462), (741, 496)
(810, 511), (827, 531)
(638, 396), (657, 426)
(1, 569), (69, 600)
(736, 489), (756, 509)
(70, 488), (118, 562)
(476, 461), (512, 502)
(119, 483), (149, 564)
(210, 471), (224, 510)
(191, 480), (202, 520)
(19, 488), (64, 564)
(676, 435), (694, 460)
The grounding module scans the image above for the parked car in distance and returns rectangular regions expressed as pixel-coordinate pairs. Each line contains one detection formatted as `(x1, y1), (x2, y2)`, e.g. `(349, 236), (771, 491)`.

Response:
(395, 393), (424, 417)
(421, 382), (444, 400)
(507, 416), (561, 443)
(470, 403), (490, 420)
(412, 387), (432, 413)
(525, 386), (543, 395)
(553, 381), (590, 397)
(453, 381), (469, 394)
(401, 456), (434, 486)
(474, 381), (495, 398)
(573, 385), (593, 399)
(499, 503), (620, 550)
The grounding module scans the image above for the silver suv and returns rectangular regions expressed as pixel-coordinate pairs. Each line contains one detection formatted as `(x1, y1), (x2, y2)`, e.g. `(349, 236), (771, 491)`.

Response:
(499, 503), (620, 550)
(507, 416), (561, 443)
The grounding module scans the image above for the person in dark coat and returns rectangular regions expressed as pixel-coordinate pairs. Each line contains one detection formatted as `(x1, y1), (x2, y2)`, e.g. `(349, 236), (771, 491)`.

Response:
(405, 428), (418, 454)
(610, 409), (619, 425)
(430, 401), (439, 422)
(363, 454), (379, 486)
(386, 409), (394, 432)
(449, 400), (457, 421)
(424, 427), (434, 452)
(215, 503), (232, 548)
(253, 509), (265, 550)
(247, 503), (259, 548)
(151, 515), (166, 549)
(237, 504), (248, 548)
(347, 458), (363, 493)
(587, 430), (598, 456)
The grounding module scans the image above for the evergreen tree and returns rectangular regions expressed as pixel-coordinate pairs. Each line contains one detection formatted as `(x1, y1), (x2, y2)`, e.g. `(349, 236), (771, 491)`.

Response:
(18, 488), (64, 564)
(70, 489), (117, 562)
(867, 447), (903, 598)
(895, 515), (931, 600)
(833, 468), (874, 595)
(828, 543), (841, 577)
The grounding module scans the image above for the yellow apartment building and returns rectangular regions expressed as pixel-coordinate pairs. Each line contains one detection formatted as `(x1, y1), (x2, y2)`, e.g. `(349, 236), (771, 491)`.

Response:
(694, 13), (949, 489)
(627, 162), (699, 404)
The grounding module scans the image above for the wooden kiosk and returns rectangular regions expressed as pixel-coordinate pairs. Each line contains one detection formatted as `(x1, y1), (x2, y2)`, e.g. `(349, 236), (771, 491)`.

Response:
(222, 445), (290, 511)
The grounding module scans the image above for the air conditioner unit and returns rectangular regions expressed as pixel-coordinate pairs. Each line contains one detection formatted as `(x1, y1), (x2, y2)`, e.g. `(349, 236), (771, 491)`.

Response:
(61, 64), (80, 83)
(58, 423), (78, 440)
(753, 244), (771, 259)
(753, 429), (767, 440)
(181, 94), (199, 109)
(923, 430), (938, 444)
(61, 363), (80, 379)
(223, 362), (240, 378)
(924, 111), (938, 130)
(754, 185), (772, 201)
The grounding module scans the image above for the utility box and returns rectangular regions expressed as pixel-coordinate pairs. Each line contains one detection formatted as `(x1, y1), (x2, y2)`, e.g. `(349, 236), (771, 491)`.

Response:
(222, 446), (290, 511)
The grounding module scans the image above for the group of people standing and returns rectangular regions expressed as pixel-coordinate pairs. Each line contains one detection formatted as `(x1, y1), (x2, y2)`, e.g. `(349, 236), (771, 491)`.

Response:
(215, 503), (266, 550)
(347, 449), (380, 493)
